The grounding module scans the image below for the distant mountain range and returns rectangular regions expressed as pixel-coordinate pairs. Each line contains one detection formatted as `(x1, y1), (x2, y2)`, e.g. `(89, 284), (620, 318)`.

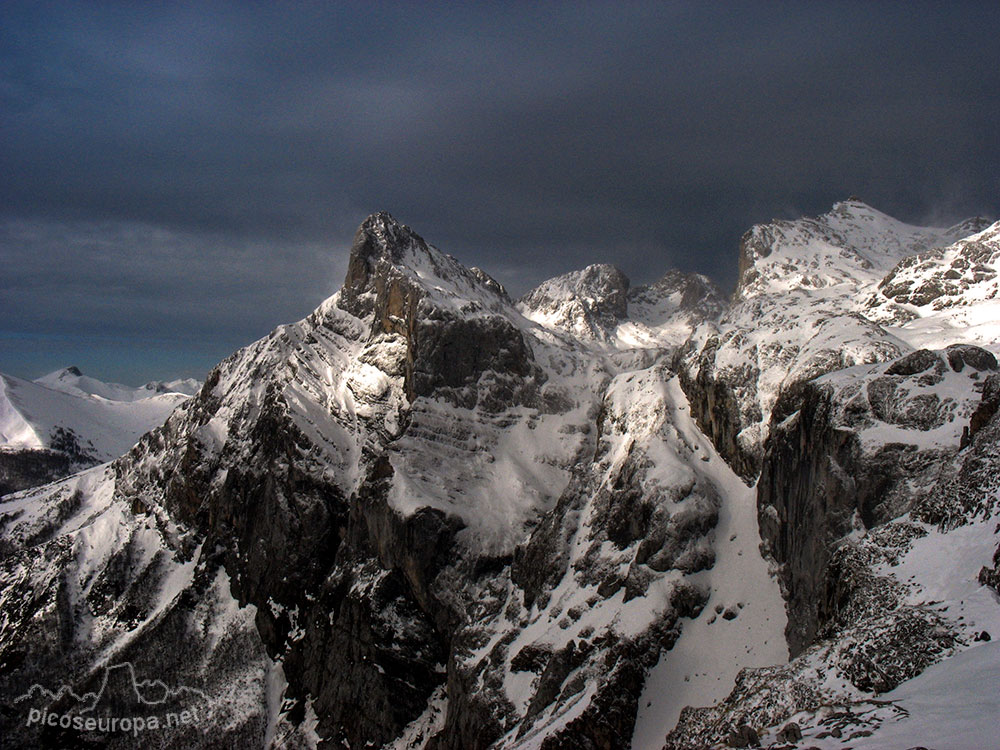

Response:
(0, 367), (199, 495)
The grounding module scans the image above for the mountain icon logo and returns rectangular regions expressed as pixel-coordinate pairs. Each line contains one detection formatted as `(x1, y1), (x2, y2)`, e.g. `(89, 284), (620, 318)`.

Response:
(16, 662), (210, 738)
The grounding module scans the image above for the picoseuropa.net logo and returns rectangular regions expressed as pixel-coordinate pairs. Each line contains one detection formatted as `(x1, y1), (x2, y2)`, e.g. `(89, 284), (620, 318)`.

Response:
(15, 662), (211, 739)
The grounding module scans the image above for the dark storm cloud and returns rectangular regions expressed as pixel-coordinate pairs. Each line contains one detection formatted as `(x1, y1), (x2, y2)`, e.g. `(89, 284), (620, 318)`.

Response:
(2, 1), (998, 382)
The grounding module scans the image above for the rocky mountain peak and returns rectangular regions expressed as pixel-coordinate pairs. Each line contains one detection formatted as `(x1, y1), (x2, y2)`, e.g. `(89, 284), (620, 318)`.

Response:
(341, 212), (511, 317)
(520, 263), (629, 310)
(734, 198), (986, 301)
(629, 270), (726, 318)
(353, 211), (422, 261)
(469, 266), (510, 300)
(945, 215), (993, 239)
(517, 263), (630, 339)
(343, 211), (427, 299)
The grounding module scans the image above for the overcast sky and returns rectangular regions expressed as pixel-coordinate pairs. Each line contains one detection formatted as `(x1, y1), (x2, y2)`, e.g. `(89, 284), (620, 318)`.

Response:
(2, 1), (998, 384)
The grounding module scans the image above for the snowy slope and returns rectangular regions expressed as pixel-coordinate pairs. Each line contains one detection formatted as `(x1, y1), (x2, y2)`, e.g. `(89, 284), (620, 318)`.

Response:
(632, 377), (787, 748)
(0, 372), (189, 461)
(35, 366), (199, 401)
(867, 219), (1000, 354)
(731, 510), (1000, 750)
(736, 198), (985, 301)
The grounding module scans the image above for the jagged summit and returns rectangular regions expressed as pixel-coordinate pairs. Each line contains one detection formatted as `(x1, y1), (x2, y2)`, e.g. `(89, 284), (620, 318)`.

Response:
(680, 201), (997, 483)
(342, 211), (428, 305)
(341, 212), (511, 325)
(518, 264), (725, 347)
(735, 198), (989, 300)
(517, 263), (630, 340)
(348, 211), (425, 270)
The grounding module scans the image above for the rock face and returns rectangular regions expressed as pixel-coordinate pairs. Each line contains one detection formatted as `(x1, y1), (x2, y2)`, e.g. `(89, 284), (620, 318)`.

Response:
(629, 270), (725, 321)
(675, 297), (906, 482)
(874, 220), (999, 310)
(341, 212), (533, 408)
(757, 346), (996, 653)
(518, 264), (725, 349)
(2, 202), (999, 750)
(518, 263), (630, 341)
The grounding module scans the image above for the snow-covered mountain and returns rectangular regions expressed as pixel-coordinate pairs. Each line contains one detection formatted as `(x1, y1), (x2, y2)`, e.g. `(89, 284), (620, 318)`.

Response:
(866, 218), (1000, 349)
(34, 366), (201, 401)
(734, 197), (987, 301)
(1, 203), (998, 749)
(517, 264), (726, 348)
(0, 368), (198, 495)
(677, 200), (997, 479)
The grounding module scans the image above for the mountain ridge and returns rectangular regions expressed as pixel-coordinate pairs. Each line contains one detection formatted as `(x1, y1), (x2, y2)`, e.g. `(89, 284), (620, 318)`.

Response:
(1, 200), (998, 749)
(0, 368), (198, 495)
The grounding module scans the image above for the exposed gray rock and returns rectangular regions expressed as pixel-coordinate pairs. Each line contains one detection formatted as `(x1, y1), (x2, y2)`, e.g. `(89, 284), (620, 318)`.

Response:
(946, 343), (998, 373)
(518, 264), (631, 341)
(628, 270), (728, 328)
(913, 372), (1000, 528)
(777, 721), (802, 742)
(728, 723), (760, 748)
(870, 220), (1000, 317)
(758, 349), (986, 653)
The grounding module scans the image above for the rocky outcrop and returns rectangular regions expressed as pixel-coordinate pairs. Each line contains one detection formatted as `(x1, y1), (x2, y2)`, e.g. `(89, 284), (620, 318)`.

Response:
(735, 222), (777, 299)
(627, 270), (727, 324)
(341, 212), (535, 407)
(757, 347), (995, 654)
(866, 219), (1000, 333)
(876, 224), (1000, 309)
(675, 333), (761, 481)
(912, 371), (1000, 528)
